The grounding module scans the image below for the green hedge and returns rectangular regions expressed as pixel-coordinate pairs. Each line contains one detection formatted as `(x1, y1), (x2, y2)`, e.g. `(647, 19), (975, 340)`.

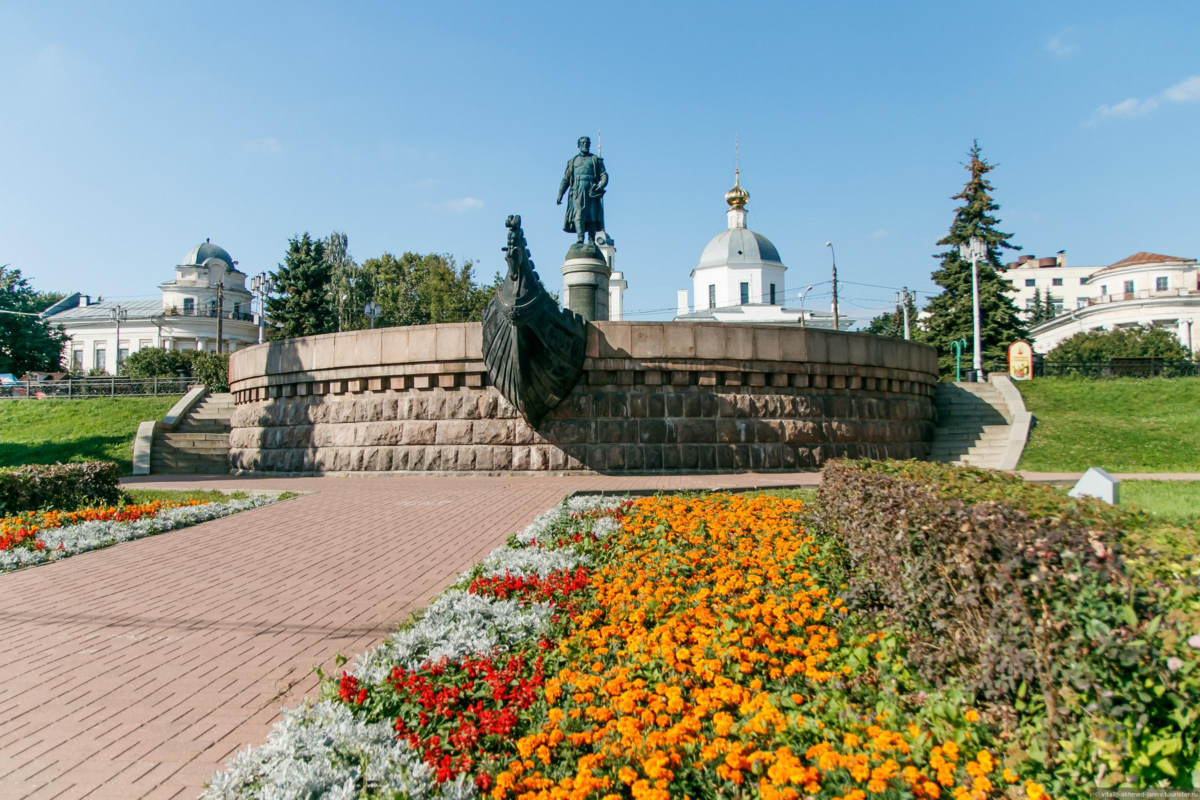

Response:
(0, 461), (125, 515)
(817, 459), (1199, 788)
(121, 349), (229, 391)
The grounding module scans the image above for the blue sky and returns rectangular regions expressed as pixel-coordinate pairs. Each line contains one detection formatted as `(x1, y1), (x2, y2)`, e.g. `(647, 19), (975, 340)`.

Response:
(3, 1), (1198, 323)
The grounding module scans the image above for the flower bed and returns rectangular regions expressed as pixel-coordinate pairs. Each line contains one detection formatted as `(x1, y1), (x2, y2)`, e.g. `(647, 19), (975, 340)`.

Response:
(207, 494), (1049, 800)
(0, 495), (278, 572)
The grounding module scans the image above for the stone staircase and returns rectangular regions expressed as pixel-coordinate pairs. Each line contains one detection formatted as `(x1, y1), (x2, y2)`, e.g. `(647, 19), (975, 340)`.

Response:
(150, 392), (234, 474)
(930, 381), (1018, 469)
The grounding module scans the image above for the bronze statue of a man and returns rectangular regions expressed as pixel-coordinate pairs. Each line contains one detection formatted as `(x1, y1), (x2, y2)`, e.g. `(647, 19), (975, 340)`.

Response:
(556, 136), (608, 245)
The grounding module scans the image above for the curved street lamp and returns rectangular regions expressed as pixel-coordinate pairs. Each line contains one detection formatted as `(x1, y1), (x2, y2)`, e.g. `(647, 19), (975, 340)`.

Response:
(798, 285), (814, 329)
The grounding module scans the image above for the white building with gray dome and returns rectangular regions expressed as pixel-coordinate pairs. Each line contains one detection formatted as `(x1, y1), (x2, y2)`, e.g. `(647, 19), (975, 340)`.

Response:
(42, 240), (262, 374)
(675, 172), (848, 328)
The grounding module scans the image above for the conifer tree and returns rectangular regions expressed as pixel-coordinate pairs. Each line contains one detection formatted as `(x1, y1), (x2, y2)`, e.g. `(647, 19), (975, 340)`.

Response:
(920, 142), (1028, 377)
(1043, 290), (1058, 321)
(1028, 288), (1045, 324)
(265, 233), (334, 340)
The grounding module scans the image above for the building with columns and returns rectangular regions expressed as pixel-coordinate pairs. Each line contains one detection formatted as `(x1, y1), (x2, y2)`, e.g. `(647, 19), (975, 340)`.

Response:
(1002, 251), (1200, 354)
(42, 240), (262, 374)
(674, 172), (847, 328)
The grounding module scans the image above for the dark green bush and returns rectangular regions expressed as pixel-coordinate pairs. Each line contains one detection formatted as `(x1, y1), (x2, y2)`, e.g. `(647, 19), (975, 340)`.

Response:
(0, 461), (125, 514)
(817, 459), (1198, 788)
(122, 348), (228, 391)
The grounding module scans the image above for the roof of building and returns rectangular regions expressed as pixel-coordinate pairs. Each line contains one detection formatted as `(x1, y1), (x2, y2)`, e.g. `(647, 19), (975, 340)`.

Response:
(1095, 251), (1196, 274)
(44, 299), (164, 321)
(181, 240), (237, 269)
(697, 228), (783, 270)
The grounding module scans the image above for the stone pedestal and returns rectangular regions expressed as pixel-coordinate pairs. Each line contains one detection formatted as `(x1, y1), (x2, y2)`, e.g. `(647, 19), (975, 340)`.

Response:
(561, 242), (610, 321)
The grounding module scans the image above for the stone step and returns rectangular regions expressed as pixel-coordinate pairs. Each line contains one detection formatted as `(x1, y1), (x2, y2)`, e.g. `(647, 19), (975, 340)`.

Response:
(935, 424), (1010, 434)
(159, 433), (229, 442)
(932, 429), (1009, 440)
(930, 445), (1007, 457)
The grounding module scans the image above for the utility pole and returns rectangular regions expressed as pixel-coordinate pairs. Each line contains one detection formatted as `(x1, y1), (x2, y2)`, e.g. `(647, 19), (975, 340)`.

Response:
(901, 287), (911, 341)
(825, 242), (839, 331)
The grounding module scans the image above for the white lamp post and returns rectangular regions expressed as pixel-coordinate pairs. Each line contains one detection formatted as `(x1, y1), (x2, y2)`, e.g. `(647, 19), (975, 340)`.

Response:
(798, 285), (814, 329)
(251, 273), (272, 344)
(364, 300), (381, 330)
(110, 305), (127, 375)
(958, 237), (987, 380)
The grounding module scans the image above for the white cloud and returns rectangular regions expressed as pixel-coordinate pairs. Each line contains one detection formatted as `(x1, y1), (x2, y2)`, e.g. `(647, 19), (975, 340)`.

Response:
(1163, 75), (1200, 103)
(1044, 29), (1078, 58)
(869, 228), (889, 240)
(438, 197), (484, 213)
(244, 137), (283, 154)
(1085, 74), (1200, 125)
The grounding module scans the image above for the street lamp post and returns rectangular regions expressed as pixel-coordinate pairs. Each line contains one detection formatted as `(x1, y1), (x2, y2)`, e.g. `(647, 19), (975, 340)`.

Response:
(202, 257), (236, 355)
(364, 301), (381, 330)
(798, 285), (814, 329)
(110, 305), (127, 375)
(251, 273), (272, 344)
(825, 242), (839, 331)
(958, 237), (987, 381)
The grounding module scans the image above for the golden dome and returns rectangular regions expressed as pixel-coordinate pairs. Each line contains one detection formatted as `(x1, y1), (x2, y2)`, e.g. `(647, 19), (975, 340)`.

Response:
(725, 170), (749, 208)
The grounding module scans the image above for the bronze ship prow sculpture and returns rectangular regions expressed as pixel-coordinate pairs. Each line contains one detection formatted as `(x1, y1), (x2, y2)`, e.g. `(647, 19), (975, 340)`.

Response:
(481, 216), (587, 428)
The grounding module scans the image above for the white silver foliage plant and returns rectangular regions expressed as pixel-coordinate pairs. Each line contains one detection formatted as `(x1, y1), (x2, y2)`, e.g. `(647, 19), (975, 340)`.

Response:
(0, 497), (275, 572)
(205, 495), (629, 799)
(201, 700), (477, 800)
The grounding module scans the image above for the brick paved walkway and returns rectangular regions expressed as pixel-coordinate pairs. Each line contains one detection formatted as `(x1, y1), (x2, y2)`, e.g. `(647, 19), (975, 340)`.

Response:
(0, 473), (818, 800)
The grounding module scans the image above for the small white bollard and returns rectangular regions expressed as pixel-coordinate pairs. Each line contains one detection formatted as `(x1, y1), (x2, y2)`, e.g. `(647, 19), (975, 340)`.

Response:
(1068, 467), (1120, 505)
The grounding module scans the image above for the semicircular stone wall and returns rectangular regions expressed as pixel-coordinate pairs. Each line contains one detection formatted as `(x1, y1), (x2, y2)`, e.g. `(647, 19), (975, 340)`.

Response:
(227, 322), (938, 474)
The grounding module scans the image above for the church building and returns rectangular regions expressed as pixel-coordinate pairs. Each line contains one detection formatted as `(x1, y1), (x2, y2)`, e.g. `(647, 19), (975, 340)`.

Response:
(674, 171), (848, 328)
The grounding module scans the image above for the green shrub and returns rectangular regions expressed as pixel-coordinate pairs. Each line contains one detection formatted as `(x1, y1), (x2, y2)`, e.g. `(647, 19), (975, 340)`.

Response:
(0, 461), (125, 514)
(190, 351), (229, 392)
(122, 348), (228, 391)
(817, 459), (1199, 789)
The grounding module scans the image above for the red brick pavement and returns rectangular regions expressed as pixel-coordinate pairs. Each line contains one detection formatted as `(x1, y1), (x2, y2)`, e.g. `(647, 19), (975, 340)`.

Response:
(0, 473), (818, 800)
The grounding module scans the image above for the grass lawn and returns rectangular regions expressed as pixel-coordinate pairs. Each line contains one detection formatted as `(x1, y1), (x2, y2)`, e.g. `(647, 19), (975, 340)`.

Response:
(1122, 480), (1200, 521)
(1017, 377), (1200, 473)
(123, 488), (299, 505)
(0, 396), (181, 475)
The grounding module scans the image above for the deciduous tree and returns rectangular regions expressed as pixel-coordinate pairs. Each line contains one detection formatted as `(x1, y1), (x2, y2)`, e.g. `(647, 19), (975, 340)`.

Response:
(0, 265), (67, 374)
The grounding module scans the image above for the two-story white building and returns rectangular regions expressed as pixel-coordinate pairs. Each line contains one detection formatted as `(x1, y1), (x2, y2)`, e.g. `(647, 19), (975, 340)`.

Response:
(1001, 251), (1200, 354)
(42, 240), (262, 374)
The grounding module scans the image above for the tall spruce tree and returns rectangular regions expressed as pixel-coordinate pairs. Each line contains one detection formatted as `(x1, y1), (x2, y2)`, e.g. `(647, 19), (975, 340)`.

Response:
(921, 141), (1028, 377)
(265, 233), (334, 340)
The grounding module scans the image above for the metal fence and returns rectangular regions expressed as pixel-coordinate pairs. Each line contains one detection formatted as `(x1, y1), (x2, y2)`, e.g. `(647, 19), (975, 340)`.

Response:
(0, 376), (194, 399)
(986, 358), (1199, 379)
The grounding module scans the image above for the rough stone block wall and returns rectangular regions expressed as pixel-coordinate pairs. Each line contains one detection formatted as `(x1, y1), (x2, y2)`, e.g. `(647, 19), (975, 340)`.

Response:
(227, 322), (938, 474)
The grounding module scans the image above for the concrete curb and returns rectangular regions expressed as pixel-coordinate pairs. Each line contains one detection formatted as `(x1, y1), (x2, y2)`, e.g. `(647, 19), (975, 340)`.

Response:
(162, 386), (208, 431)
(989, 374), (1032, 471)
(131, 420), (158, 476)
(130, 386), (209, 476)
